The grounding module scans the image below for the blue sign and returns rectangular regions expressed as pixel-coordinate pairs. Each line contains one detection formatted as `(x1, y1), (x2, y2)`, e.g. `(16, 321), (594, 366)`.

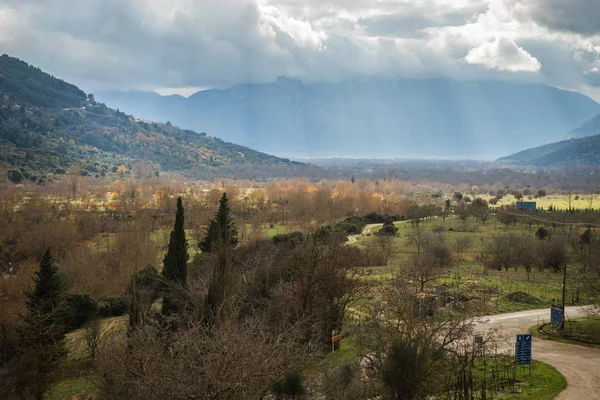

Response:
(515, 334), (532, 365)
(551, 307), (563, 325)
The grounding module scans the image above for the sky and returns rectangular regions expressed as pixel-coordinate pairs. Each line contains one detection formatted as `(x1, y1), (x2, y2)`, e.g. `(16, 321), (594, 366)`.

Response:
(1, 0), (600, 100)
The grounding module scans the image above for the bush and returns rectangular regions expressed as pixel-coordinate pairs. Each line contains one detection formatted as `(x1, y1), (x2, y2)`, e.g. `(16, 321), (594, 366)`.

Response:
(535, 227), (550, 240)
(377, 221), (398, 236)
(97, 296), (128, 317)
(59, 293), (98, 331)
(271, 372), (305, 399)
(7, 169), (23, 184)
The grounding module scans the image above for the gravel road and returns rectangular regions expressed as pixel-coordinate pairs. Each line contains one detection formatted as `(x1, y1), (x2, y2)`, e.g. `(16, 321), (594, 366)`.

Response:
(477, 307), (600, 399)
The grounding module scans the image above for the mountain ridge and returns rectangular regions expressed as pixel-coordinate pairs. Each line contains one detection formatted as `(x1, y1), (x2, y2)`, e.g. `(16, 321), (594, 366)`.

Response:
(98, 77), (600, 158)
(496, 134), (600, 167)
(0, 54), (303, 183)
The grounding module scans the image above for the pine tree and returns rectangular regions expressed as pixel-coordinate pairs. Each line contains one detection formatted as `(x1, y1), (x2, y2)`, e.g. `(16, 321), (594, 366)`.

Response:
(161, 197), (189, 316)
(201, 193), (238, 327)
(199, 193), (238, 253)
(26, 249), (65, 315)
(16, 249), (66, 400)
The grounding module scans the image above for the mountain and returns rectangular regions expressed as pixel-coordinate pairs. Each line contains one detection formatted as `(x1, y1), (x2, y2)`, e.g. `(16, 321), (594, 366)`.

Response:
(98, 77), (600, 159)
(565, 113), (600, 139)
(0, 55), (302, 183)
(496, 135), (600, 166)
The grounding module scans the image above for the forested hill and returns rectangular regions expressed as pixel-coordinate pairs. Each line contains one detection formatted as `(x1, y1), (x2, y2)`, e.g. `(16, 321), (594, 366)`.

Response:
(0, 54), (86, 109)
(0, 55), (302, 183)
(496, 135), (600, 166)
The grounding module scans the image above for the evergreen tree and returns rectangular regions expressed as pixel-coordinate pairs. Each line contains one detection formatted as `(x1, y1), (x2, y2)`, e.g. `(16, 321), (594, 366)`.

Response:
(26, 249), (65, 315)
(201, 193), (238, 327)
(199, 193), (238, 252)
(161, 197), (189, 316)
(16, 249), (66, 400)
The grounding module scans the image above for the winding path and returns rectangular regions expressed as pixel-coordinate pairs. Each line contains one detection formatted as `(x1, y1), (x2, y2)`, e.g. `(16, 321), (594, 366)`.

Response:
(477, 307), (600, 399)
(346, 221), (600, 398)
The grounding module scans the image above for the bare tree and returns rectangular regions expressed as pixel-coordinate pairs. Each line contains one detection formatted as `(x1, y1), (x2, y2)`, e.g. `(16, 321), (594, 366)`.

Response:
(452, 236), (472, 263)
(84, 316), (102, 359)
(406, 253), (443, 292)
(406, 226), (431, 254)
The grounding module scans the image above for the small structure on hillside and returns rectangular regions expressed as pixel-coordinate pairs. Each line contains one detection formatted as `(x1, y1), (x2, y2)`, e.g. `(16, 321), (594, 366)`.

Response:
(516, 201), (536, 212)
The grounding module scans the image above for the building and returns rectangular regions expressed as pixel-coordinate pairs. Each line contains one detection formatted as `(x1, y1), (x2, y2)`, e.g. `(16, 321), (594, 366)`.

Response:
(516, 201), (536, 212)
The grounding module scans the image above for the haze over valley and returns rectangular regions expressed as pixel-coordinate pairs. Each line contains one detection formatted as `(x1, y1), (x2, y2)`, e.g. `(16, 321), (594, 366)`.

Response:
(3, 1), (600, 400)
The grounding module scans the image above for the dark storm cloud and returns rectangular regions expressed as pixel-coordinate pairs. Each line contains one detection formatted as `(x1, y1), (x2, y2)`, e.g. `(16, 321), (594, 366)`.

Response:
(0, 0), (599, 98)
(527, 0), (600, 36)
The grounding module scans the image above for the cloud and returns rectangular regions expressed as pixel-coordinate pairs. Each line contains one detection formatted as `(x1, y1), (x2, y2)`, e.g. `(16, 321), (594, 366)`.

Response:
(464, 37), (541, 72)
(525, 0), (600, 37)
(0, 0), (598, 99)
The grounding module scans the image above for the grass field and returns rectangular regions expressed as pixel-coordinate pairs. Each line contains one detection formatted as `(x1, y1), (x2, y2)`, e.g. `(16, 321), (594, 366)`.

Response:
(471, 356), (566, 400)
(532, 316), (600, 349)
(351, 215), (583, 315)
(484, 193), (600, 211)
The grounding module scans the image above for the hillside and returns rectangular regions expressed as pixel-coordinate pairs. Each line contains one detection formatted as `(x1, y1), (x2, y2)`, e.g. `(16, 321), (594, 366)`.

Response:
(565, 113), (600, 139)
(0, 55), (303, 183)
(98, 77), (600, 158)
(496, 135), (600, 166)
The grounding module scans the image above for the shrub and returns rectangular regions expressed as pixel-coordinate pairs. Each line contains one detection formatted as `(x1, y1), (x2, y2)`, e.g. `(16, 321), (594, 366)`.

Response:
(97, 296), (128, 317)
(535, 227), (550, 240)
(377, 221), (398, 237)
(59, 293), (98, 331)
(7, 169), (23, 184)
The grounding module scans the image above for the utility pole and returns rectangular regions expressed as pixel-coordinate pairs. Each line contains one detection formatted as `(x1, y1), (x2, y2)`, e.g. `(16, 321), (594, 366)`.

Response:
(561, 264), (567, 331)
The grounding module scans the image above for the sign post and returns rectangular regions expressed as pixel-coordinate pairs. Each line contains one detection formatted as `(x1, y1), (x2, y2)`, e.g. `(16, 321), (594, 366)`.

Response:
(551, 306), (563, 325)
(331, 330), (341, 352)
(515, 334), (532, 365)
(515, 333), (532, 376)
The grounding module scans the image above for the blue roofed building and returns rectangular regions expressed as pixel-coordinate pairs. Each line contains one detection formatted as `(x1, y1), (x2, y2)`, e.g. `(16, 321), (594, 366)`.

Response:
(516, 201), (536, 212)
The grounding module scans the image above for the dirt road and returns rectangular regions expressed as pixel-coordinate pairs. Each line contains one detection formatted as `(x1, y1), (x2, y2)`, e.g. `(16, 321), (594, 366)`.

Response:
(346, 220), (410, 244)
(477, 307), (600, 399)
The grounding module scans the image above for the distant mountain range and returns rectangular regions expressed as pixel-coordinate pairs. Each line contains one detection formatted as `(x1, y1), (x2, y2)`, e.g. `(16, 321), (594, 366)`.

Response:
(497, 112), (600, 167)
(0, 55), (303, 183)
(98, 77), (600, 159)
(565, 113), (600, 139)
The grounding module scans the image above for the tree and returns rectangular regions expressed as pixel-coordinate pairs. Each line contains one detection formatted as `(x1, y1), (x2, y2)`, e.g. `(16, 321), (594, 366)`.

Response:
(16, 249), (67, 400)
(406, 253), (443, 292)
(26, 249), (65, 316)
(377, 221), (398, 237)
(162, 197), (189, 316)
(199, 193), (238, 252)
(406, 226), (430, 254)
(452, 236), (472, 263)
(202, 193), (239, 326)
(381, 339), (434, 400)
(454, 201), (469, 223)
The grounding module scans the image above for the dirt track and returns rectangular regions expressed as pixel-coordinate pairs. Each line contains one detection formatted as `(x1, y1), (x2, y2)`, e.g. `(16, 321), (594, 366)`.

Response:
(477, 307), (600, 399)
(346, 223), (600, 398)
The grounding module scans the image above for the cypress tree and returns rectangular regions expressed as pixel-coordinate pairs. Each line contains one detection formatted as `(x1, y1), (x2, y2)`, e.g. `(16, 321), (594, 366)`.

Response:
(201, 193), (238, 327)
(199, 193), (238, 253)
(161, 197), (189, 316)
(17, 249), (66, 400)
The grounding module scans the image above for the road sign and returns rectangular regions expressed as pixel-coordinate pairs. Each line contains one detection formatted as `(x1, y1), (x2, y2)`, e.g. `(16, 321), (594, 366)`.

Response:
(331, 330), (341, 351)
(515, 334), (532, 365)
(551, 306), (563, 325)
